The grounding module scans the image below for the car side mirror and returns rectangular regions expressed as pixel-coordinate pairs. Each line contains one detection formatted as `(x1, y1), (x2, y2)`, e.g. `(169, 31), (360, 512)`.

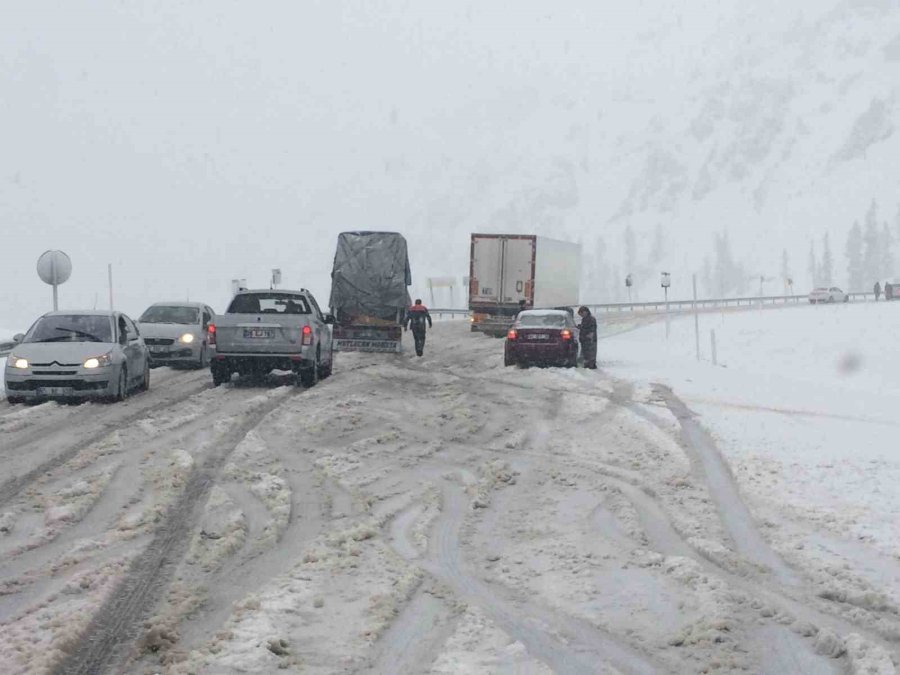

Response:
(13, 333), (24, 343)
(324, 314), (335, 325)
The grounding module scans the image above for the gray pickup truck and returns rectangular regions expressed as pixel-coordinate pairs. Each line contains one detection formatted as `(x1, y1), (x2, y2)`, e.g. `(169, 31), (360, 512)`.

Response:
(209, 289), (334, 387)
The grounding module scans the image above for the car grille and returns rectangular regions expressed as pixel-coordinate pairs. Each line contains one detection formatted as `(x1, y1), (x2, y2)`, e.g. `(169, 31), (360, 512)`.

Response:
(144, 338), (175, 346)
(6, 379), (109, 391)
(30, 361), (81, 367)
(32, 370), (77, 376)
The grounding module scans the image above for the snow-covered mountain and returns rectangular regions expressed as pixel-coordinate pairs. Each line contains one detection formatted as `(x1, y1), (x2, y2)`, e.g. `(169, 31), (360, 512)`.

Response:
(302, 0), (900, 303)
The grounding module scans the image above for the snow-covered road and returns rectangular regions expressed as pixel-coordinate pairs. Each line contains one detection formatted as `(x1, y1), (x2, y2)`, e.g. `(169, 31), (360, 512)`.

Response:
(0, 317), (897, 674)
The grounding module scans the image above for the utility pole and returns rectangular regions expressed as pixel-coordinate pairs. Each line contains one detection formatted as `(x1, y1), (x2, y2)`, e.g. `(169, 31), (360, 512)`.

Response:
(108, 263), (114, 310)
(693, 274), (700, 361)
(661, 272), (671, 339)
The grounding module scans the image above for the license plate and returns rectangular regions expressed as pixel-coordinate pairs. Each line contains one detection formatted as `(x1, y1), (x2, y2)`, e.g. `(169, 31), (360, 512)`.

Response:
(244, 329), (274, 339)
(38, 387), (68, 396)
(528, 334), (550, 340)
(149, 346), (167, 354)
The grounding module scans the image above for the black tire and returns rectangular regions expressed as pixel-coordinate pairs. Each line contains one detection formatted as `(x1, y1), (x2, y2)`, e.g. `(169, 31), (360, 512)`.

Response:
(139, 361), (150, 392)
(844, 295), (849, 303)
(113, 368), (128, 402)
(211, 363), (230, 387)
(299, 352), (319, 388)
(504, 348), (515, 367)
(6, 396), (24, 405)
(318, 354), (333, 379)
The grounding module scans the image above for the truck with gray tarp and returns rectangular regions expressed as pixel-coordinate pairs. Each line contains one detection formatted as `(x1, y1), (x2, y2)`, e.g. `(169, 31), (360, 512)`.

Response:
(329, 231), (412, 353)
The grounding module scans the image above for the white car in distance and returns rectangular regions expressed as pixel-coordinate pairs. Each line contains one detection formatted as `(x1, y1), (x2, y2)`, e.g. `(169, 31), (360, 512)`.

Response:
(808, 287), (848, 304)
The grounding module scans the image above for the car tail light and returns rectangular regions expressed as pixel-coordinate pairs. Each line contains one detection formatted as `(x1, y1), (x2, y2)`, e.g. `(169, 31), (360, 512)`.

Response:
(507, 329), (517, 340)
(302, 325), (313, 345)
(560, 329), (572, 340)
(208, 323), (216, 346)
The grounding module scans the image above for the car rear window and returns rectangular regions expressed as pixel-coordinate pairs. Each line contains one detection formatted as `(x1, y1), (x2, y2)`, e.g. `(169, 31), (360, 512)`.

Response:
(139, 305), (200, 324)
(227, 293), (311, 314)
(518, 314), (567, 328)
(25, 315), (113, 343)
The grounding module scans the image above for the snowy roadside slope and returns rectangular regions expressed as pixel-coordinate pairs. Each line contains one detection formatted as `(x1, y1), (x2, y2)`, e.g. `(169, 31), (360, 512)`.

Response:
(602, 303), (900, 621)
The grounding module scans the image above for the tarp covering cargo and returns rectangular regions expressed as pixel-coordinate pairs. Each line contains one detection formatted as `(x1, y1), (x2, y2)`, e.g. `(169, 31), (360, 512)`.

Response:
(329, 231), (412, 323)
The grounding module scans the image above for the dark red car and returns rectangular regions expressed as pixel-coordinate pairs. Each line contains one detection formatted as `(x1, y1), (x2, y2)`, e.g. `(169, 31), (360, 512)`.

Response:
(504, 310), (579, 368)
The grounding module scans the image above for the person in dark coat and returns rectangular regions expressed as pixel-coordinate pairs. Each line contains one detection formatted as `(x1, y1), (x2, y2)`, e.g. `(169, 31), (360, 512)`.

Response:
(405, 299), (433, 357)
(874, 281), (882, 301)
(577, 305), (597, 369)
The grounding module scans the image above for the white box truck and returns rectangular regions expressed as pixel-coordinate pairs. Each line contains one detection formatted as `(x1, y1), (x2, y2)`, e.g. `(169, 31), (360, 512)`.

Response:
(468, 234), (580, 335)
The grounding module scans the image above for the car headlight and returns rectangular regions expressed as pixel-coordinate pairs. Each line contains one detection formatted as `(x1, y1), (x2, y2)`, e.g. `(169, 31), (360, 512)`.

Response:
(10, 357), (28, 369)
(84, 352), (112, 369)
(179, 333), (195, 344)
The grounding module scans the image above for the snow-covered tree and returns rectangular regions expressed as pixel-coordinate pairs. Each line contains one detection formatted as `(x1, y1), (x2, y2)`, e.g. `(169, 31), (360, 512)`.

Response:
(624, 225), (637, 278)
(713, 231), (746, 296)
(862, 200), (881, 284)
(702, 256), (713, 297)
(880, 222), (894, 281)
(781, 249), (791, 293)
(821, 233), (834, 286)
(808, 240), (818, 288)
(845, 221), (863, 291)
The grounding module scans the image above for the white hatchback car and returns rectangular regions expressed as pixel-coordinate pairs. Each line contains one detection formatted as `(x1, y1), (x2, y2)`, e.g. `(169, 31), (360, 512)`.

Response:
(808, 287), (848, 304)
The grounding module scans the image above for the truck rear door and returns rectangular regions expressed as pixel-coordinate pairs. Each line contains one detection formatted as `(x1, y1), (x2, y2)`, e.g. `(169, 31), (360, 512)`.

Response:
(500, 237), (535, 304)
(471, 236), (503, 304)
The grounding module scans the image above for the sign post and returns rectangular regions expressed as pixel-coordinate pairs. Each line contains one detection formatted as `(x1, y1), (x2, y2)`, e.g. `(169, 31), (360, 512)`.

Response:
(36, 250), (72, 311)
(271, 269), (282, 290)
(625, 273), (633, 304)
(660, 271), (671, 339)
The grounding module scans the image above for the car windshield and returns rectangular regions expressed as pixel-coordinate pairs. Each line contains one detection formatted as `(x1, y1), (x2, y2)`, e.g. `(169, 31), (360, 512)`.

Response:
(227, 293), (311, 314)
(25, 315), (113, 343)
(518, 313), (568, 328)
(139, 306), (200, 324)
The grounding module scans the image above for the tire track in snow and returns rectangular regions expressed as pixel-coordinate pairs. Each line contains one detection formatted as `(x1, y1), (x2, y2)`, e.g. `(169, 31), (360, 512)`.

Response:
(54, 388), (297, 675)
(597, 470), (891, 671)
(0, 372), (211, 507)
(424, 481), (664, 675)
(654, 384), (801, 587)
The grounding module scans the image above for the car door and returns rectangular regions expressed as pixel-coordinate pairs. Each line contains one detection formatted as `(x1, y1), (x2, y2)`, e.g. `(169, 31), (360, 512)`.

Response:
(122, 315), (146, 380)
(201, 307), (214, 349)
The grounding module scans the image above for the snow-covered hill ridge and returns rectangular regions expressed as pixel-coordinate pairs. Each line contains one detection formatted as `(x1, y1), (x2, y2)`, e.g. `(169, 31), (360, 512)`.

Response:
(332, 1), (900, 302)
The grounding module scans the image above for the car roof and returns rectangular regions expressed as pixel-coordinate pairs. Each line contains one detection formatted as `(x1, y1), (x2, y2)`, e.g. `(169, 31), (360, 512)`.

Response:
(146, 301), (208, 308)
(518, 309), (570, 316)
(235, 289), (308, 295)
(43, 310), (117, 318)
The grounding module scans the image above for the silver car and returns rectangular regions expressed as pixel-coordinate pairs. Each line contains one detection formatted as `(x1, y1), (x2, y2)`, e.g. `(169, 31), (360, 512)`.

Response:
(138, 302), (216, 368)
(4, 311), (150, 404)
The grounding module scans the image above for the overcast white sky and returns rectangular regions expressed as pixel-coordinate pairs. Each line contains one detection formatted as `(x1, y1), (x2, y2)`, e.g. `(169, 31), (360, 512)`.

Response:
(2, 1), (828, 329)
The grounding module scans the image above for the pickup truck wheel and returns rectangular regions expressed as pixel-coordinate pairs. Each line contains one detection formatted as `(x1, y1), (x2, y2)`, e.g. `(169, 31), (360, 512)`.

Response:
(318, 356), (332, 379)
(299, 353), (319, 388)
(504, 352), (515, 367)
(211, 363), (229, 386)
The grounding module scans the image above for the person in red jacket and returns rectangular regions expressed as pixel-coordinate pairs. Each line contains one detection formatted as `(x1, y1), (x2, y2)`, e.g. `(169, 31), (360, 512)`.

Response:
(405, 299), (433, 357)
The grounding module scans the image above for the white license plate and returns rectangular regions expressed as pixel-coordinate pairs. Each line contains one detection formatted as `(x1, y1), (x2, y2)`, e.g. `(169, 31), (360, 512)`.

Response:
(528, 334), (550, 340)
(38, 387), (68, 396)
(149, 346), (167, 354)
(244, 329), (274, 339)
